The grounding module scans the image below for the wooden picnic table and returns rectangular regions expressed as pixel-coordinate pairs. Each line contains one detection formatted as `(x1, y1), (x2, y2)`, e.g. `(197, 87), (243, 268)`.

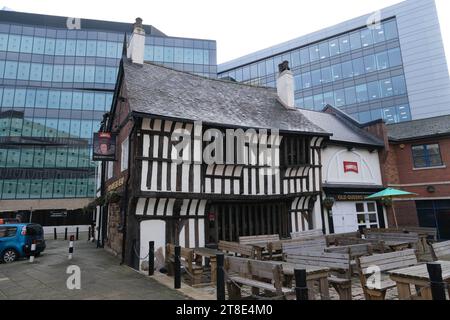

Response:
(194, 247), (222, 285)
(388, 260), (450, 300)
(383, 240), (411, 252)
(268, 261), (331, 300)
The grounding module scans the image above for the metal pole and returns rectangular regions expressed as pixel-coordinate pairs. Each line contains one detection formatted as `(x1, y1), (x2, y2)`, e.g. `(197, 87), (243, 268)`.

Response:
(68, 235), (75, 260)
(64, 227), (68, 240)
(54, 228), (57, 240)
(427, 262), (446, 300)
(216, 253), (225, 300)
(148, 241), (154, 276)
(76, 227), (79, 241)
(174, 246), (181, 289)
(294, 269), (308, 300)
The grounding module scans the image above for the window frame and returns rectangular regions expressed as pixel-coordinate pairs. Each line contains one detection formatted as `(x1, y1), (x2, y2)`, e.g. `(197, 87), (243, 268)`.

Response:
(411, 144), (443, 169)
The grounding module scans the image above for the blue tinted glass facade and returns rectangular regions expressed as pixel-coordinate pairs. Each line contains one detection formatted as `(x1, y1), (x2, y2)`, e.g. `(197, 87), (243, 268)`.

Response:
(0, 12), (217, 200)
(218, 18), (410, 124)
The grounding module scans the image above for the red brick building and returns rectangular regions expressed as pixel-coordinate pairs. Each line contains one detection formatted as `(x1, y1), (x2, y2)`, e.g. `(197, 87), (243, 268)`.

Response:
(367, 115), (450, 240)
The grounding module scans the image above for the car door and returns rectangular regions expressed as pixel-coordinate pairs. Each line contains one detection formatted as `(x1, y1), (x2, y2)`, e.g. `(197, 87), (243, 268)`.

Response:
(0, 226), (19, 253)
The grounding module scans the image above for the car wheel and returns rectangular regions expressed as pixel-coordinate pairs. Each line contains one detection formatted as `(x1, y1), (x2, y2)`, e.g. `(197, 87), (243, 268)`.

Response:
(1, 248), (18, 263)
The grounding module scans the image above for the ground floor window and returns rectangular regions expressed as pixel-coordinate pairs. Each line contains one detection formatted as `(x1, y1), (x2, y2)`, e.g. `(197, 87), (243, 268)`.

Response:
(207, 201), (291, 243)
(416, 200), (450, 240)
(356, 202), (379, 232)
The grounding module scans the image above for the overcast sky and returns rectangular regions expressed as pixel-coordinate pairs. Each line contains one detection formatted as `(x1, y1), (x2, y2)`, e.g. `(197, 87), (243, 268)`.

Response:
(1, 0), (449, 66)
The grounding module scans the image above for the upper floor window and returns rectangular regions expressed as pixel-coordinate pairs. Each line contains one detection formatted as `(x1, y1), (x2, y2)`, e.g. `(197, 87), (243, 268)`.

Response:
(412, 144), (443, 168)
(121, 137), (129, 172)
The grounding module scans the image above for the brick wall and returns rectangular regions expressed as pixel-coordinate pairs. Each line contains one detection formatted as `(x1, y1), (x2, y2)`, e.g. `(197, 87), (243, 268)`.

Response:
(105, 203), (123, 256)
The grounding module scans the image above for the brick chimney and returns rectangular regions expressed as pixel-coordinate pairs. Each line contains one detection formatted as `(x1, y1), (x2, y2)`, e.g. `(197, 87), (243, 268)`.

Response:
(127, 17), (145, 64)
(276, 61), (295, 109)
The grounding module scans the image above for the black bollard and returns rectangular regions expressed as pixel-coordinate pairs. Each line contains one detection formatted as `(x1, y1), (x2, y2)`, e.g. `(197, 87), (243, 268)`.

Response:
(427, 262), (446, 300)
(76, 227), (79, 241)
(148, 241), (154, 276)
(294, 269), (308, 300)
(64, 227), (68, 240)
(88, 226), (91, 241)
(54, 228), (57, 240)
(216, 253), (225, 300)
(174, 246), (181, 289)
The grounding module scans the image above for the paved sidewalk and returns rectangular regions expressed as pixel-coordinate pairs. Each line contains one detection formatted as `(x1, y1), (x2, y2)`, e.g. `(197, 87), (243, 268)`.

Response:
(0, 240), (189, 300)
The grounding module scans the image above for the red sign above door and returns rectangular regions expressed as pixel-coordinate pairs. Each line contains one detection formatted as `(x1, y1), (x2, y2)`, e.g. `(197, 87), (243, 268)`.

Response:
(343, 161), (359, 173)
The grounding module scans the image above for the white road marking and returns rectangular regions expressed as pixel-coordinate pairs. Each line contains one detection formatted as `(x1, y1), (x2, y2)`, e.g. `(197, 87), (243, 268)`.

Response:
(0, 277), (10, 282)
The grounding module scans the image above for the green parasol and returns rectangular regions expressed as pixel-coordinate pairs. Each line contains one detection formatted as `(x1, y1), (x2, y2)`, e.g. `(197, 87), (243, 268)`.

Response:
(366, 188), (417, 228)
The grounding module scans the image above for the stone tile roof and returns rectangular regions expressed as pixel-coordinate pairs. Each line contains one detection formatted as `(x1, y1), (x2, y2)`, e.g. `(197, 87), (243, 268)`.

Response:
(387, 115), (450, 140)
(122, 60), (328, 135)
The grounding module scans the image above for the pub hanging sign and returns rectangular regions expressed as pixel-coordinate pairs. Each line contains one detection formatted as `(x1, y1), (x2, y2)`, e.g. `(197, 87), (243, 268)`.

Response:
(93, 132), (117, 161)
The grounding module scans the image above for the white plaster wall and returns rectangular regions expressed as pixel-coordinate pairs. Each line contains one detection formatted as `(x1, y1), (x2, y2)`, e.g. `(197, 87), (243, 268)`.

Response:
(322, 146), (382, 186)
(140, 220), (166, 272)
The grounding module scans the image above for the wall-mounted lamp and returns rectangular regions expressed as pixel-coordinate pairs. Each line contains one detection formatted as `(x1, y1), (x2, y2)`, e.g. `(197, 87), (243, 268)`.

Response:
(426, 185), (436, 193)
(399, 144), (405, 149)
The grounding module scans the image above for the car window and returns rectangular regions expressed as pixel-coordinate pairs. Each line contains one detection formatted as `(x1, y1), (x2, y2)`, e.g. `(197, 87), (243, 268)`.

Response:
(0, 227), (18, 238)
(26, 224), (43, 236)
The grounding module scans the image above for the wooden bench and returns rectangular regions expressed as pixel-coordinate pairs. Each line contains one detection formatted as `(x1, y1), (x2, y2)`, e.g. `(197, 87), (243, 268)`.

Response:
(355, 248), (418, 300)
(224, 256), (291, 299)
(290, 229), (323, 239)
(280, 237), (327, 255)
(238, 234), (280, 246)
(366, 228), (430, 254)
(166, 244), (203, 286)
(326, 231), (361, 246)
(284, 249), (352, 300)
(365, 230), (419, 251)
(335, 237), (386, 253)
(431, 240), (450, 261)
(218, 240), (257, 259)
(325, 243), (373, 258)
(401, 227), (437, 242)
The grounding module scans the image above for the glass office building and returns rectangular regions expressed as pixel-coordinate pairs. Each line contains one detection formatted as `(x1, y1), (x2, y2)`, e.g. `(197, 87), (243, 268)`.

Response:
(218, 0), (450, 124)
(0, 10), (216, 213)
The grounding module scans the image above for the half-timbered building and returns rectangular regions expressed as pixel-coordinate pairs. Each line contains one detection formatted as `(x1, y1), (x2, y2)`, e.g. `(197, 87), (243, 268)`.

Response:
(99, 21), (331, 269)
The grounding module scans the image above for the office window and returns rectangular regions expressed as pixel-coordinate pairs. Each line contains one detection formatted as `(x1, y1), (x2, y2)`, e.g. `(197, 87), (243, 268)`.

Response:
(106, 42), (117, 58)
(291, 50), (300, 67)
(4, 61), (18, 79)
(392, 75), (406, 95)
(29, 180), (42, 198)
(334, 89), (345, 107)
(183, 48), (194, 64)
(412, 144), (443, 168)
(42, 64), (53, 82)
(20, 36), (33, 53)
(164, 47), (174, 63)
(13, 89), (26, 107)
(341, 61), (353, 78)
(250, 63), (258, 79)
(30, 63), (43, 81)
(84, 66), (95, 83)
(294, 74), (302, 91)
(352, 57), (365, 77)
(2, 88), (14, 106)
(360, 29), (373, 47)
(329, 38), (340, 56)
(300, 48), (310, 65)
(63, 65), (74, 82)
(323, 91), (334, 106)
(388, 48), (402, 67)
(76, 40), (86, 56)
(319, 41), (329, 59)
(70, 120), (81, 136)
(60, 91), (72, 109)
(356, 84), (368, 103)
(48, 90), (61, 109)
(384, 20), (398, 40)
(372, 26), (385, 43)
(74, 65), (84, 82)
(303, 96), (313, 110)
(0, 33), (8, 51)
(52, 65), (64, 82)
(311, 69), (321, 86)
(86, 40), (97, 56)
(349, 31), (361, 50)
(364, 54), (376, 73)
(121, 137), (129, 171)
(313, 93), (324, 110)
(331, 64), (342, 81)
(376, 52), (389, 70)
(7, 35), (21, 52)
(65, 40), (76, 56)
(72, 92), (83, 109)
(25, 89), (36, 108)
(35, 90), (48, 107)
(97, 41), (107, 57)
(32, 37), (45, 54)
(321, 66), (332, 84)
(339, 34), (350, 53)
(257, 61), (266, 77)
(0, 60), (4, 78)
(301, 72), (311, 89)
(383, 107), (396, 124)
(397, 104), (411, 122)
(309, 45), (319, 62)
(82, 92), (94, 110)
(265, 59), (274, 75)
(17, 62), (30, 80)
(367, 81), (380, 100)
(44, 38), (55, 55)
(55, 39), (66, 55)
(380, 78), (393, 97)
(95, 66), (105, 83)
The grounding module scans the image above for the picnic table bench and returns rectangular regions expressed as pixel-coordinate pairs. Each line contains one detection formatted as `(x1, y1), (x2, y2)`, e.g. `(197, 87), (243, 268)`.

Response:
(431, 240), (450, 261)
(364, 230), (419, 252)
(290, 229), (323, 240)
(270, 236), (327, 260)
(238, 234), (280, 259)
(284, 248), (353, 300)
(325, 231), (361, 246)
(166, 244), (204, 286)
(356, 248), (418, 300)
(218, 240), (258, 259)
(224, 256), (290, 299)
(388, 260), (450, 299)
